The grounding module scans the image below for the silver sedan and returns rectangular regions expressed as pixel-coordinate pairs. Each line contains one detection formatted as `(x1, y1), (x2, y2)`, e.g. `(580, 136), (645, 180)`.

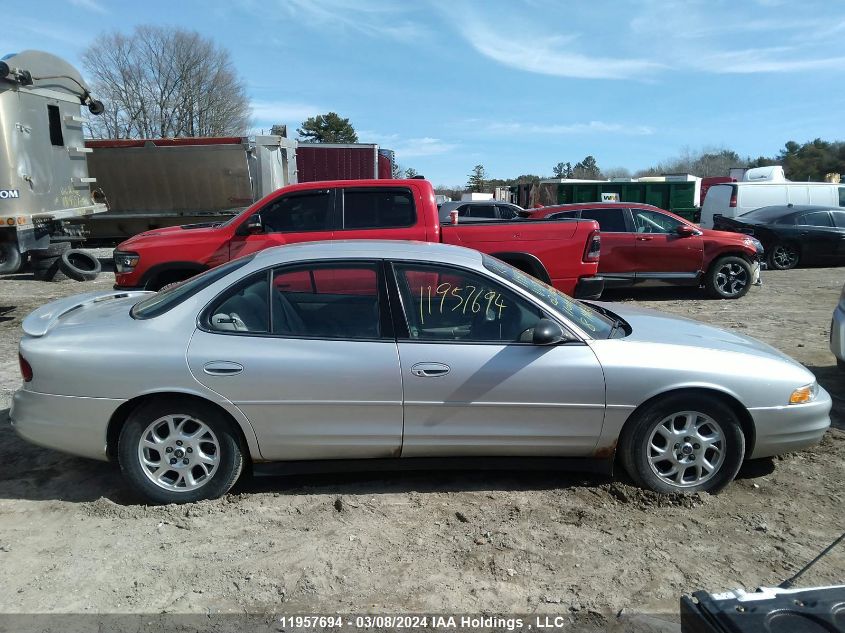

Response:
(11, 241), (830, 503)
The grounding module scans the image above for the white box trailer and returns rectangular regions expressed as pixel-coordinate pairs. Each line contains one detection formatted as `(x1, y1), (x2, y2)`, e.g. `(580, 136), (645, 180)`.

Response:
(0, 50), (106, 273)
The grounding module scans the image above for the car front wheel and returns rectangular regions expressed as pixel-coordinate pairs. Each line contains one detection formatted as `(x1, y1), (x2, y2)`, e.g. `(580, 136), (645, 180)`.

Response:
(620, 394), (745, 494)
(705, 256), (753, 299)
(118, 398), (244, 504)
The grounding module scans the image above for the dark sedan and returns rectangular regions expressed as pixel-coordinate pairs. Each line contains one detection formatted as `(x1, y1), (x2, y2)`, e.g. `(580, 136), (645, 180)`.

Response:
(714, 205), (845, 270)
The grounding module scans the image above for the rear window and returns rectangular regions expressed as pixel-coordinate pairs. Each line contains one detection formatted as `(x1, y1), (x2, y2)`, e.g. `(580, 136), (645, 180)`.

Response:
(131, 255), (255, 319)
(342, 188), (416, 229)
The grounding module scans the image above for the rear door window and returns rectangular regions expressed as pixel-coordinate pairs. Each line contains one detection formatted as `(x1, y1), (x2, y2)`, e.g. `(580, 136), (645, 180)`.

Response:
(342, 188), (416, 229)
(797, 211), (833, 227)
(465, 204), (497, 219)
(581, 208), (628, 232)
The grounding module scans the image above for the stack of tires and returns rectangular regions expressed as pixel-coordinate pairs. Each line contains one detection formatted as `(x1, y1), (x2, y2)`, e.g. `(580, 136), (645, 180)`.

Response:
(30, 243), (101, 282)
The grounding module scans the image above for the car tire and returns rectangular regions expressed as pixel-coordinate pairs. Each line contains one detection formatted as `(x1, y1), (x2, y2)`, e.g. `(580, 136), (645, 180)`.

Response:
(705, 256), (753, 299)
(619, 393), (745, 494)
(0, 242), (22, 274)
(768, 242), (800, 270)
(59, 249), (101, 281)
(31, 241), (72, 258)
(31, 256), (61, 281)
(118, 398), (244, 504)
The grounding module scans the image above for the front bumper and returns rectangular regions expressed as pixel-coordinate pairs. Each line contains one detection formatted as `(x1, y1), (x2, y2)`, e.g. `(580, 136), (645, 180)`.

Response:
(830, 303), (845, 362)
(748, 386), (832, 459)
(573, 276), (604, 300)
(10, 389), (124, 462)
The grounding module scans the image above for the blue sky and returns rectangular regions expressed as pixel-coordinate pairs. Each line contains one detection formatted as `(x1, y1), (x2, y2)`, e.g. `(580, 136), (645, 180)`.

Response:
(6, 0), (844, 186)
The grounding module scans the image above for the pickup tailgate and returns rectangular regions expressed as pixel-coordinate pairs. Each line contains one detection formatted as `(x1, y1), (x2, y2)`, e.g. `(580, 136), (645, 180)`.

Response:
(441, 219), (599, 296)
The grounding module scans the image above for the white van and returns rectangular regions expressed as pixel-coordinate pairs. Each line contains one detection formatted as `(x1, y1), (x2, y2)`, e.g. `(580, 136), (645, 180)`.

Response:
(700, 182), (845, 228)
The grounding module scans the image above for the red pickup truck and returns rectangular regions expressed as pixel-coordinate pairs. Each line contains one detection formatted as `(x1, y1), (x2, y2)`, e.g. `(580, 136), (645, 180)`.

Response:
(113, 179), (604, 298)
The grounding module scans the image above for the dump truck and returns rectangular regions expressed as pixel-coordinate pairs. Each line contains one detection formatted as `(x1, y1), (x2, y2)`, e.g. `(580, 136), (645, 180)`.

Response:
(0, 50), (106, 273)
(81, 136), (297, 241)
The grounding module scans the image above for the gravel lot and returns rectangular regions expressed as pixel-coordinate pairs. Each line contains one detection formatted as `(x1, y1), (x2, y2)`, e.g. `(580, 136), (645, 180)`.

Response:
(0, 253), (843, 631)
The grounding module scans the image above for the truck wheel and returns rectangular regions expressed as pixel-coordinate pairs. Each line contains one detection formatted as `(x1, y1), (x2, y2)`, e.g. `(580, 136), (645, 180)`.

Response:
(705, 256), (752, 299)
(619, 393), (745, 494)
(0, 242), (22, 274)
(118, 398), (244, 504)
(59, 249), (101, 281)
(768, 242), (800, 270)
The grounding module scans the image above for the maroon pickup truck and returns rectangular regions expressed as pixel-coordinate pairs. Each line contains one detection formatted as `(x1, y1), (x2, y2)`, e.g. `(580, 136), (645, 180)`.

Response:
(113, 179), (604, 298)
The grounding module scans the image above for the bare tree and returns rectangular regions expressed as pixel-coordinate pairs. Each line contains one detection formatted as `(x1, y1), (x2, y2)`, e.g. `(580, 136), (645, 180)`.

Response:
(82, 26), (251, 138)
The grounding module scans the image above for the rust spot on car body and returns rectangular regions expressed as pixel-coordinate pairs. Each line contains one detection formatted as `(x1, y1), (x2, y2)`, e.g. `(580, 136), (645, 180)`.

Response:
(593, 439), (617, 459)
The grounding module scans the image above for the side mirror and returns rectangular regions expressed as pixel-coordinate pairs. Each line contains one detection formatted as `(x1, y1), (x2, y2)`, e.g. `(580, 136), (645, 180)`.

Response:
(676, 225), (696, 237)
(237, 213), (263, 235)
(532, 318), (567, 345)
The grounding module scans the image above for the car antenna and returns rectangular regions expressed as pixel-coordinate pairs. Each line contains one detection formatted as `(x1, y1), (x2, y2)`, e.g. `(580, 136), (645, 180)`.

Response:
(778, 530), (845, 589)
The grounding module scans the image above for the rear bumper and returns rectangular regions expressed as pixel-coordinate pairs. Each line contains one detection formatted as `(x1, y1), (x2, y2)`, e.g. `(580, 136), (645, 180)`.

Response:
(748, 387), (832, 459)
(10, 389), (123, 462)
(573, 276), (604, 300)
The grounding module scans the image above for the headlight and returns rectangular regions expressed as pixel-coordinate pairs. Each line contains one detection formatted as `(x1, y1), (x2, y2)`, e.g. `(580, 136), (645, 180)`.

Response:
(114, 251), (140, 273)
(743, 236), (764, 253)
(789, 382), (818, 405)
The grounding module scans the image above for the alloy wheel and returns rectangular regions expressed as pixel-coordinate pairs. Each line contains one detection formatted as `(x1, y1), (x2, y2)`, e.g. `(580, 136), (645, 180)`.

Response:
(137, 414), (220, 492)
(772, 244), (799, 269)
(714, 262), (748, 297)
(646, 411), (726, 488)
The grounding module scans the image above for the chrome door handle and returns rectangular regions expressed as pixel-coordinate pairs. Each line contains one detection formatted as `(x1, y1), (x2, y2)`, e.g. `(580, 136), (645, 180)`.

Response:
(410, 362), (450, 377)
(636, 236), (653, 241)
(203, 361), (244, 375)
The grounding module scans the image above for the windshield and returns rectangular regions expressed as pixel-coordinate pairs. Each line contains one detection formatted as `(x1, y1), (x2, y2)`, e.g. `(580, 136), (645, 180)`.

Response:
(482, 255), (615, 338)
(131, 255), (255, 319)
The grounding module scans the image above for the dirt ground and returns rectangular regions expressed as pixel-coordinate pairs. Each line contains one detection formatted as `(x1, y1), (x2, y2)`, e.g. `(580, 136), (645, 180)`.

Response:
(0, 254), (843, 631)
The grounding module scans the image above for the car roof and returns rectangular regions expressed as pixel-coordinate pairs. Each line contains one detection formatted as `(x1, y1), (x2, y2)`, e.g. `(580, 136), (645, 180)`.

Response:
(530, 202), (664, 216)
(742, 204), (837, 222)
(251, 239), (484, 266)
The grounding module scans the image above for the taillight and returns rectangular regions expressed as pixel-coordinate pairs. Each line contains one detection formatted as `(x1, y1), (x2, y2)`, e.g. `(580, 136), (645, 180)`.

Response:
(583, 230), (601, 262)
(19, 353), (32, 382)
(729, 185), (738, 208)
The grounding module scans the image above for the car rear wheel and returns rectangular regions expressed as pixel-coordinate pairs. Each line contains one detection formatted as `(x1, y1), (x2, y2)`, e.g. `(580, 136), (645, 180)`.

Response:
(118, 398), (244, 504)
(620, 394), (745, 494)
(705, 256), (752, 299)
(768, 243), (800, 270)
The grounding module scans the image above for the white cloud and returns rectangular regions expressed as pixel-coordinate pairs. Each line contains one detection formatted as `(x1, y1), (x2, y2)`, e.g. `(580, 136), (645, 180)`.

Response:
(69, 0), (107, 13)
(251, 100), (324, 125)
(488, 121), (654, 136)
(392, 137), (457, 158)
(268, 0), (424, 40)
(444, 1), (845, 80)
(360, 131), (457, 158)
(460, 20), (664, 80)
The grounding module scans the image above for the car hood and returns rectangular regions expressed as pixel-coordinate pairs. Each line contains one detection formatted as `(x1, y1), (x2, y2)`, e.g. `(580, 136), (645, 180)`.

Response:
(699, 226), (758, 242)
(593, 302), (799, 365)
(117, 222), (227, 249)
